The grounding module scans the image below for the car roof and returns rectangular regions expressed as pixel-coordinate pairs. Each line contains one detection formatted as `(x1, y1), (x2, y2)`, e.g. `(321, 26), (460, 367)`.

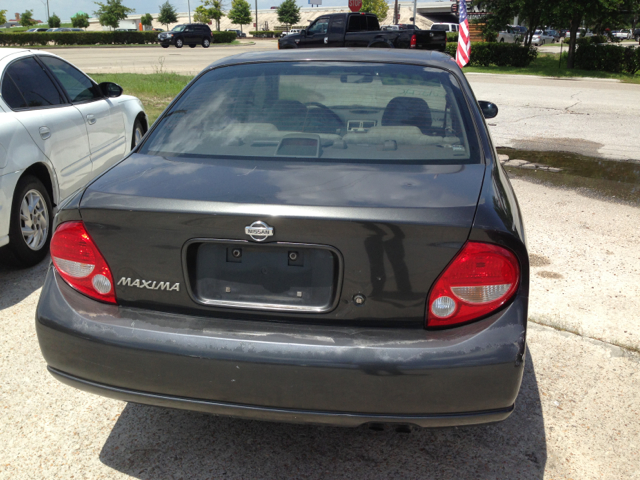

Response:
(205, 48), (457, 71)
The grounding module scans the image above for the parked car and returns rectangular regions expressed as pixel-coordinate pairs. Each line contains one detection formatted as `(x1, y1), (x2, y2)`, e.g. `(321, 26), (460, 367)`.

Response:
(280, 29), (301, 37)
(0, 49), (147, 266)
(36, 48), (529, 428)
(497, 25), (521, 43)
(613, 29), (632, 40)
(634, 28), (640, 41)
(225, 29), (247, 38)
(531, 29), (555, 45)
(26, 28), (48, 32)
(396, 24), (421, 31)
(158, 24), (212, 48)
(430, 22), (459, 32)
(545, 29), (560, 42)
(381, 24), (400, 31)
(278, 13), (446, 51)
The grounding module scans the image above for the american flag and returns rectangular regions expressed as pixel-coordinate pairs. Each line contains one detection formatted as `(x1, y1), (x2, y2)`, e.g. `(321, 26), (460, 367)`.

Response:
(456, 0), (470, 68)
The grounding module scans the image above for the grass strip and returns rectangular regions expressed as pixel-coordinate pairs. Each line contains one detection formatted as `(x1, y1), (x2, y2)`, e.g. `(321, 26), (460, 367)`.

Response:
(89, 72), (193, 125)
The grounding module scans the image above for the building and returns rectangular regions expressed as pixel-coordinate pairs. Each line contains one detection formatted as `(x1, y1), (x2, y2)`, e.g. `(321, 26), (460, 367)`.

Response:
(85, 1), (461, 34)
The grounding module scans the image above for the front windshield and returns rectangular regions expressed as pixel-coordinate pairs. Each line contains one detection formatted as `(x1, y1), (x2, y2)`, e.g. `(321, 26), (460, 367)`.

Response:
(172, 25), (186, 32)
(140, 62), (480, 164)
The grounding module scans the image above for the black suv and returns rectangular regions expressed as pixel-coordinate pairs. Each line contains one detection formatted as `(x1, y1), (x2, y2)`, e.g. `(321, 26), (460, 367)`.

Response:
(158, 24), (212, 48)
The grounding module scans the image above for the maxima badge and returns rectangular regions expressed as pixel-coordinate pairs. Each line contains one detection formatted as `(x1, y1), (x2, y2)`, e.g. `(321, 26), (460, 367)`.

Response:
(245, 221), (274, 242)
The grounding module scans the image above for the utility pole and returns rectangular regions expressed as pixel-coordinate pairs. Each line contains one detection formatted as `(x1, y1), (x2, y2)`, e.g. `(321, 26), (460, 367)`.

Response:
(255, 0), (258, 32)
(412, 0), (417, 27)
(394, 0), (398, 24)
(188, 0), (191, 23)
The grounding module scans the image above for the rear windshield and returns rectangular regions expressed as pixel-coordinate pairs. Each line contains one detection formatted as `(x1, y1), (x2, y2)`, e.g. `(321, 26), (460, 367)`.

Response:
(430, 25), (449, 31)
(140, 62), (480, 164)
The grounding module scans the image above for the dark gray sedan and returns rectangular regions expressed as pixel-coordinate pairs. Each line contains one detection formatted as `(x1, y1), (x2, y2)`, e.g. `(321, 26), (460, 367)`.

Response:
(36, 49), (529, 428)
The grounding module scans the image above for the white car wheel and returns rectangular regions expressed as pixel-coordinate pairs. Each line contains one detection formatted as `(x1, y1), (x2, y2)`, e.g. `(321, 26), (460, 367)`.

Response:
(4, 175), (52, 266)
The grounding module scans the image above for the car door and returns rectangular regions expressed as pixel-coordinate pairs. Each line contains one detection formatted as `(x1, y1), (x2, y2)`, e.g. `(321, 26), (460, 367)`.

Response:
(299, 16), (329, 47)
(39, 55), (126, 178)
(326, 15), (346, 47)
(183, 26), (196, 45)
(344, 15), (368, 47)
(0, 56), (92, 199)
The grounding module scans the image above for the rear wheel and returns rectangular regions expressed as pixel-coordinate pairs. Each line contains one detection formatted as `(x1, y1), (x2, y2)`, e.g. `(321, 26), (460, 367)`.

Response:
(175, 38), (183, 48)
(202, 38), (210, 48)
(4, 175), (52, 267)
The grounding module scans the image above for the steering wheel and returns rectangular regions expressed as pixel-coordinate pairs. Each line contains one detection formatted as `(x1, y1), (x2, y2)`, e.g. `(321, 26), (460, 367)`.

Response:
(303, 102), (344, 134)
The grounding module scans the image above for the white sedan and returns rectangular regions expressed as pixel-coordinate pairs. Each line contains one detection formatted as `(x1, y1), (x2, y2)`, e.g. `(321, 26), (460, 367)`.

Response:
(0, 49), (147, 266)
(531, 30), (555, 46)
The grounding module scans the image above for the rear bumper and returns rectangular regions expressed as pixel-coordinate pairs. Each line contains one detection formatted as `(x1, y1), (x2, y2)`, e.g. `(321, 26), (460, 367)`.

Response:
(37, 268), (528, 427)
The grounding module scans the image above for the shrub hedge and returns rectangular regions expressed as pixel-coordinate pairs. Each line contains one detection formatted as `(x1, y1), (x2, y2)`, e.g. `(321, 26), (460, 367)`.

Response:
(0, 30), (236, 46)
(249, 31), (279, 38)
(574, 44), (640, 74)
(445, 42), (537, 67)
(446, 32), (458, 43)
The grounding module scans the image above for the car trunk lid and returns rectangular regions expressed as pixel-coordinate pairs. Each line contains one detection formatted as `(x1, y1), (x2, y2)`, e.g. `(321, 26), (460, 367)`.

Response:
(79, 154), (485, 325)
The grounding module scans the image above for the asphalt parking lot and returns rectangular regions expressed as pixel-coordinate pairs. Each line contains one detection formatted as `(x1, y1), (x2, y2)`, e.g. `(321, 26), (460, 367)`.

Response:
(2, 44), (640, 479)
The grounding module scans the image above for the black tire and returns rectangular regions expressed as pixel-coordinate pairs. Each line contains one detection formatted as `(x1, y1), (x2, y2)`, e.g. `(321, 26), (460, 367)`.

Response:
(161, 44), (169, 48)
(202, 38), (210, 48)
(3, 175), (52, 267)
(175, 38), (183, 48)
(132, 119), (145, 149)
(189, 44), (196, 48)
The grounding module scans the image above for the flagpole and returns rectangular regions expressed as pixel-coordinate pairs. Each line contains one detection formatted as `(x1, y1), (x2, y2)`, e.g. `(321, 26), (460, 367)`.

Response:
(188, 0), (191, 23)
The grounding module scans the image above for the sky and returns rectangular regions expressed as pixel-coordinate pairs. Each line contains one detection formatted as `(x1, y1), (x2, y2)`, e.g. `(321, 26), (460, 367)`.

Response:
(8, 0), (365, 22)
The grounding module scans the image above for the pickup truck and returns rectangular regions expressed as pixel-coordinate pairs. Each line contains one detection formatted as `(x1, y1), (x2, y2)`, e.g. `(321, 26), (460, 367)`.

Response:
(278, 12), (446, 51)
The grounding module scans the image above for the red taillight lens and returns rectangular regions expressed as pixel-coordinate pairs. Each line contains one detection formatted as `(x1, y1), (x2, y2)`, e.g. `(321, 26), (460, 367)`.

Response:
(410, 34), (417, 48)
(50, 221), (117, 304)
(427, 242), (520, 327)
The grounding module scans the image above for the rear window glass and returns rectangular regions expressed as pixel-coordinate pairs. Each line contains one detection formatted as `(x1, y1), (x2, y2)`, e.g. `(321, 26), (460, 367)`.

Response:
(140, 62), (480, 164)
(431, 25), (449, 31)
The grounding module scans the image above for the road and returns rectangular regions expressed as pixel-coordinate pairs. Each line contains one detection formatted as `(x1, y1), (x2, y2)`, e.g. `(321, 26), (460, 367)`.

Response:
(1, 177), (639, 480)
(48, 43), (640, 162)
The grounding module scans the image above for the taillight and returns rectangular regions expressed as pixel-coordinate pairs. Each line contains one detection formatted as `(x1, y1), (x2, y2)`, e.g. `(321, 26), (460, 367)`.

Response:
(50, 221), (117, 304)
(427, 242), (520, 327)
(410, 34), (417, 48)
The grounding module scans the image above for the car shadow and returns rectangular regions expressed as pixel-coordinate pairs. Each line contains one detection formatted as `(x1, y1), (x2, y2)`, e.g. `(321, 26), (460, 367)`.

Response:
(0, 254), (49, 310)
(99, 349), (546, 479)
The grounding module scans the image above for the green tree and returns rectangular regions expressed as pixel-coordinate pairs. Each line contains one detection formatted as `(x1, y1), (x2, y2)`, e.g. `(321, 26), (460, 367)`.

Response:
(93, 0), (134, 30)
(193, 5), (210, 23)
(204, 0), (225, 31)
(361, 0), (388, 22)
(228, 0), (252, 32)
(141, 13), (154, 27)
(554, 0), (623, 68)
(277, 0), (300, 29)
(0, 10), (7, 26)
(158, 1), (178, 30)
(19, 10), (36, 27)
(71, 12), (91, 29)
(48, 13), (61, 28)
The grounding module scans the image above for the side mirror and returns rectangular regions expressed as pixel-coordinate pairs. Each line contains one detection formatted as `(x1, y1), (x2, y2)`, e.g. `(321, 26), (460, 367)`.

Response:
(99, 82), (123, 98)
(300, 29), (306, 36)
(479, 100), (498, 119)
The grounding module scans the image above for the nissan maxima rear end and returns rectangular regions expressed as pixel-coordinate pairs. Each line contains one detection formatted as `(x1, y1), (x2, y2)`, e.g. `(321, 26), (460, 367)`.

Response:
(36, 50), (529, 428)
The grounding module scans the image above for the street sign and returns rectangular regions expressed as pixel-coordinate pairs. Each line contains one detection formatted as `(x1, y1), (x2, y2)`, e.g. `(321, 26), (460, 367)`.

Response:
(349, 0), (362, 12)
